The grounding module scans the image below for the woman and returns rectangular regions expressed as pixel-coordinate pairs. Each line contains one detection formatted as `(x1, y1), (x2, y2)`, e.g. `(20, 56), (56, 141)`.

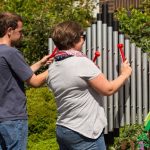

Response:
(47, 21), (132, 150)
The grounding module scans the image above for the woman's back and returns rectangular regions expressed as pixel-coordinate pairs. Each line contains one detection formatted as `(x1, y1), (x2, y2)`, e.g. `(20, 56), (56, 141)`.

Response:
(47, 55), (107, 139)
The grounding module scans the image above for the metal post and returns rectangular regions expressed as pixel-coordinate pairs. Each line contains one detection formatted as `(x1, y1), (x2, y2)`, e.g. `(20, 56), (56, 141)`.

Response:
(136, 47), (142, 124)
(130, 43), (136, 124)
(124, 37), (130, 125)
(82, 37), (87, 54)
(48, 38), (54, 54)
(113, 20), (119, 135)
(96, 13), (102, 69)
(119, 32), (125, 127)
(82, 31), (87, 54)
(102, 3), (108, 135)
(107, 13), (114, 135)
(86, 27), (92, 59)
(91, 21), (97, 60)
(142, 53), (148, 118)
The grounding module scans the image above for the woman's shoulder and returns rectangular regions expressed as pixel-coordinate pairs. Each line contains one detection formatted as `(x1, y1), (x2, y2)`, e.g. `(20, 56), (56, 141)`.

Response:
(72, 56), (94, 65)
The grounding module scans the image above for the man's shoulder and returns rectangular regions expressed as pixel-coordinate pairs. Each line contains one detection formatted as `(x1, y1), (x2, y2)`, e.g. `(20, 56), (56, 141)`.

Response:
(0, 44), (18, 53)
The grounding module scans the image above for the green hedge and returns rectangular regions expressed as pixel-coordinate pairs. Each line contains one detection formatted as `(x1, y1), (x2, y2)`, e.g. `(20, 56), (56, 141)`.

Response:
(26, 87), (59, 150)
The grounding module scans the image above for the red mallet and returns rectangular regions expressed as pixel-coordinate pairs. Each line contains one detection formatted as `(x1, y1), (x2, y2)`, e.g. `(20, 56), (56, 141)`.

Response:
(118, 43), (126, 62)
(49, 47), (58, 58)
(93, 51), (100, 62)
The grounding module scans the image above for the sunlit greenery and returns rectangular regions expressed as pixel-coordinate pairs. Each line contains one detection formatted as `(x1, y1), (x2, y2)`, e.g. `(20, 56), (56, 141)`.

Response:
(114, 1), (150, 53)
(0, 0), (94, 64)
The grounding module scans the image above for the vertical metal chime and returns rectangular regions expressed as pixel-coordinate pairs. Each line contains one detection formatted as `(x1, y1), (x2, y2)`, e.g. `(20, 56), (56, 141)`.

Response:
(130, 43), (136, 124)
(101, 3), (108, 137)
(118, 32), (125, 127)
(107, 12), (114, 142)
(113, 20), (119, 136)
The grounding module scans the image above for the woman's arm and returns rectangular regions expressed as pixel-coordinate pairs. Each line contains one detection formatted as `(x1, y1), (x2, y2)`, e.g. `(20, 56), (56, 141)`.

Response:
(88, 60), (132, 96)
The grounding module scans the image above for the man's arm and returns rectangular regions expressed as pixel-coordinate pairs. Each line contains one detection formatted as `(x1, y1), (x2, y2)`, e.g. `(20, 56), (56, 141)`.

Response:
(30, 55), (51, 72)
(26, 70), (48, 87)
(26, 55), (52, 87)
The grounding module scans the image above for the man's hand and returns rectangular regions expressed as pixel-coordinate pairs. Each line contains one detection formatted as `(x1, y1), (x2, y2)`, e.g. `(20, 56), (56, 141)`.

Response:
(30, 55), (53, 73)
(40, 55), (54, 66)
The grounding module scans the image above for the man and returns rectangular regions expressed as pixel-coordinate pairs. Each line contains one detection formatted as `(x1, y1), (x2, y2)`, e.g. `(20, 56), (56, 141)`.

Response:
(0, 12), (51, 150)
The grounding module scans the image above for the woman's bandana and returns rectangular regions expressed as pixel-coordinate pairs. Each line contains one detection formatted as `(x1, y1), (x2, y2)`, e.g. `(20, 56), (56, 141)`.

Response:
(54, 49), (86, 61)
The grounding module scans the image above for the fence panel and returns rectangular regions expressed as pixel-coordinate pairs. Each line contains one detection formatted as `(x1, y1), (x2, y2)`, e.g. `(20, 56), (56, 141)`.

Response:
(115, 0), (141, 9)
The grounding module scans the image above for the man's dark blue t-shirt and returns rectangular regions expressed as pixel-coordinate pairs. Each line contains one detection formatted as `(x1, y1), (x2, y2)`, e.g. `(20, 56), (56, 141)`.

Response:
(0, 44), (33, 121)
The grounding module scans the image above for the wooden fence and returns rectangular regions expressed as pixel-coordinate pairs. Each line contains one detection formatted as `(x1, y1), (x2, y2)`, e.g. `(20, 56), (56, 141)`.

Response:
(99, 0), (143, 12)
(115, 0), (142, 9)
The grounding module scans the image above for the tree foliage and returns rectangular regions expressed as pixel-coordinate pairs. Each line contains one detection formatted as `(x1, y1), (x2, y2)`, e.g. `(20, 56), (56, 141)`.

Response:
(0, 0), (94, 64)
(114, 1), (150, 53)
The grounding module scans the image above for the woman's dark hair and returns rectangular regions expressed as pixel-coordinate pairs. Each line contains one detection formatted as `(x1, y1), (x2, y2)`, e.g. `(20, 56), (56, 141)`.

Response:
(51, 21), (84, 50)
(0, 12), (23, 37)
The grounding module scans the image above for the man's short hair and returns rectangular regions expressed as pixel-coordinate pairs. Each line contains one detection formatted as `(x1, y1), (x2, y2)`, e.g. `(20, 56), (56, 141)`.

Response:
(0, 12), (23, 37)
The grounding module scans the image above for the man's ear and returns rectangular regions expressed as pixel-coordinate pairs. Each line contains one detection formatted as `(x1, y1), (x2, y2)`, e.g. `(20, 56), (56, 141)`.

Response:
(7, 27), (13, 37)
